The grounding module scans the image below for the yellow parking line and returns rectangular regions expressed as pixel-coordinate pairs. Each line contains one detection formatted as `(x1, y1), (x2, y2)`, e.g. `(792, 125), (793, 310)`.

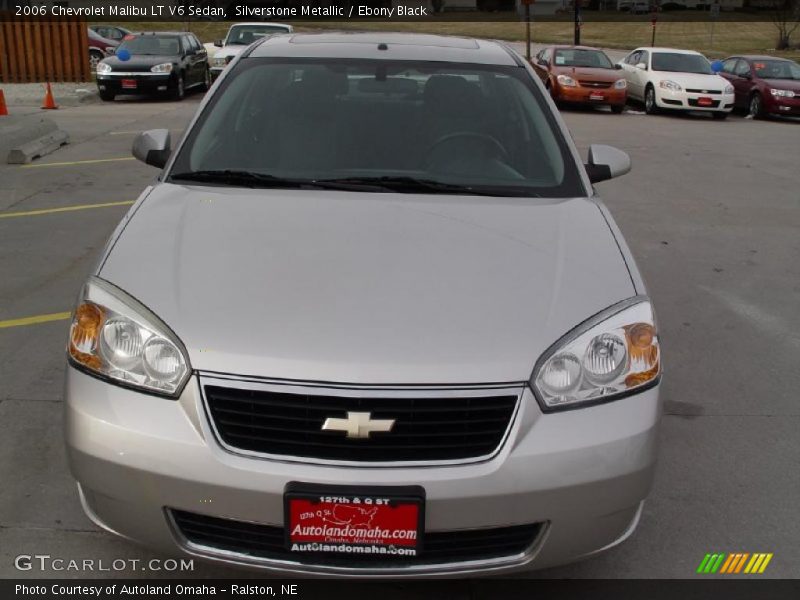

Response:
(0, 200), (134, 219)
(0, 311), (71, 329)
(21, 157), (136, 168)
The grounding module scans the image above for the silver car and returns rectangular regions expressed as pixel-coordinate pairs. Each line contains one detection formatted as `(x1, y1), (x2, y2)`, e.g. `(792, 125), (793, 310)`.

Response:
(65, 33), (661, 576)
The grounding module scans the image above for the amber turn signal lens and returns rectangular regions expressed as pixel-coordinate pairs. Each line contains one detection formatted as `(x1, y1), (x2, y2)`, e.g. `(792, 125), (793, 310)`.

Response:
(624, 322), (659, 389)
(68, 302), (105, 370)
(628, 323), (655, 348)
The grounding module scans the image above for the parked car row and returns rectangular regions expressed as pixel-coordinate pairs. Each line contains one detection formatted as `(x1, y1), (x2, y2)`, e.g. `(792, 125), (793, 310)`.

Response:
(532, 44), (799, 120)
(96, 31), (210, 102)
(93, 23), (294, 102)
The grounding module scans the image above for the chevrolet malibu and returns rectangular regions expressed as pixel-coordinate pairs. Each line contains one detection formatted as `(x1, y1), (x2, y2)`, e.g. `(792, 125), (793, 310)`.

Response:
(619, 47), (734, 118)
(65, 33), (662, 576)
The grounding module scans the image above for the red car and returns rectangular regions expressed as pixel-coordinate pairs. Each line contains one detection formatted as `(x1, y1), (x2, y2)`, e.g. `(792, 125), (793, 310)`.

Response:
(88, 28), (120, 72)
(531, 45), (627, 113)
(719, 55), (800, 118)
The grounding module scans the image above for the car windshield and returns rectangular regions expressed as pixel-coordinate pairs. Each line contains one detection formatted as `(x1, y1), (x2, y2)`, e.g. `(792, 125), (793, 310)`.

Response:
(553, 49), (613, 69)
(226, 26), (288, 45)
(169, 59), (584, 198)
(117, 36), (180, 56)
(752, 59), (800, 80)
(651, 52), (713, 74)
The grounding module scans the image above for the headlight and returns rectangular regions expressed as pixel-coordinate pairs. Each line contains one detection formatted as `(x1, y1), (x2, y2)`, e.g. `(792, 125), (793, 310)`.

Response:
(150, 62), (173, 73)
(770, 88), (796, 98)
(212, 57), (228, 68)
(531, 297), (660, 411)
(724, 84), (734, 94)
(67, 277), (191, 397)
(614, 78), (627, 89)
(659, 80), (682, 92)
(556, 74), (578, 87)
(96, 62), (111, 74)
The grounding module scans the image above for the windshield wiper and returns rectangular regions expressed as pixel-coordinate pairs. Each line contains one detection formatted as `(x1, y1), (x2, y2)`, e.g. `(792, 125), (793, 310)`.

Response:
(169, 170), (393, 192)
(170, 170), (315, 188)
(314, 176), (530, 197)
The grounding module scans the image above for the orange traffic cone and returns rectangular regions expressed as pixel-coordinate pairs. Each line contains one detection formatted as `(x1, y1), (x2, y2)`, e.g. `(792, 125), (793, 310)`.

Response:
(0, 89), (7, 116)
(41, 82), (58, 110)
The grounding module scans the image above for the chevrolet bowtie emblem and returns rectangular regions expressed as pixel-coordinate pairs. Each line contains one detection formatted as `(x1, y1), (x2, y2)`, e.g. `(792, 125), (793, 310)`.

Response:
(322, 411), (395, 439)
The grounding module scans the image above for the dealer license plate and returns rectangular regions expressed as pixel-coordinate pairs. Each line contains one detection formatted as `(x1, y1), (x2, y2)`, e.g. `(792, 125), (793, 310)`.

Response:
(121, 79), (137, 89)
(697, 96), (713, 106)
(285, 483), (424, 557)
(589, 93), (605, 101)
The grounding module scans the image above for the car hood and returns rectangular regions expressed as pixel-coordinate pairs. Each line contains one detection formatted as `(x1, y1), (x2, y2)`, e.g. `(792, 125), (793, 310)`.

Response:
(103, 54), (178, 69)
(554, 66), (621, 82)
(651, 71), (729, 89)
(761, 78), (800, 92)
(216, 45), (246, 60)
(99, 184), (635, 384)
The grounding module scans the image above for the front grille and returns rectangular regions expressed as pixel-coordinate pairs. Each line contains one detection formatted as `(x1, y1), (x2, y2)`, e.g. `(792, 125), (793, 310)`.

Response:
(171, 510), (542, 567)
(688, 98), (721, 108)
(686, 89), (721, 94)
(579, 80), (612, 89)
(204, 384), (518, 463)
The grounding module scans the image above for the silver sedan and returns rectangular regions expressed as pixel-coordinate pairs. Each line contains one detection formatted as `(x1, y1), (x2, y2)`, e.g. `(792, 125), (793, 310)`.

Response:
(65, 32), (661, 576)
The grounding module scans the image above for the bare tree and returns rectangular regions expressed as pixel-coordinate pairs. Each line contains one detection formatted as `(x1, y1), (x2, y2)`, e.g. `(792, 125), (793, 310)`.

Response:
(771, 0), (800, 50)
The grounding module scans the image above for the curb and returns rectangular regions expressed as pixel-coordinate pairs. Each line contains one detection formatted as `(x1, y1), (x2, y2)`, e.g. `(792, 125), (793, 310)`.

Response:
(0, 115), (70, 164)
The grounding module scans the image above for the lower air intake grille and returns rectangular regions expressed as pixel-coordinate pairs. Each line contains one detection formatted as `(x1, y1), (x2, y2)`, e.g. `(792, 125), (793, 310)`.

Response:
(171, 510), (542, 567)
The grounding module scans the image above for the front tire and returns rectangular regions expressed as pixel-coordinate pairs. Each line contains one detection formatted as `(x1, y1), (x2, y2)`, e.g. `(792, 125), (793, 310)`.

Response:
(611, 104), (625, 114)
(644, 86), (659, 115)
(99, 90), (115, 102)
(748, 93), (765, 119)
(712, 112), (728, 120)
(200, 68), (211, 92)
(171, 74), (185, 101)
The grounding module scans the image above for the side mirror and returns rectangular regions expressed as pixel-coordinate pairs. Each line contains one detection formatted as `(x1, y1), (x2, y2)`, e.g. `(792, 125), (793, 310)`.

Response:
(741, 72), (752, 80)
(614, 63), (623, 70)
(214, 39), (224, 47)
(635, 62), (647, 70)
(585, 144), (631, 184)
(132, 129), (171, 169)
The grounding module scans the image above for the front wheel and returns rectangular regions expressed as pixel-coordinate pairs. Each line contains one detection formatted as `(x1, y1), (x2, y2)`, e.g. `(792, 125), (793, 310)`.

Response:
(611, 104), (625, 114)
(712, 112), (728, 120)
(644, 86), (659, 115)
(89, 50), (104, 72)
(99, 90), (115, 102)
(200, 68), (211, 92)
(748, 93), (765, 119)
(171, 74), (185, 101)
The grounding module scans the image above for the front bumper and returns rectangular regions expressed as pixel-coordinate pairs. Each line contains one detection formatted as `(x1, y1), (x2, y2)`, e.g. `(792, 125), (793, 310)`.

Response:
(96, 73), (174, 95)
(65, 366), (661, 576)
(764, 94), (800, 116)
(554, 85), (626, 108)
(655, 88), (734, 112)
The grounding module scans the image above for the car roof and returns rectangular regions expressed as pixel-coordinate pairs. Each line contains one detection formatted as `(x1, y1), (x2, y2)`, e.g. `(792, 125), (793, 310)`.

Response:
(550, 45), (605, 51)
(131, 31), (187, 37)
(737, 54), (791, 62)
(248, 32), (518, 66)
(635, 47), (702, 55)
(229, 22), (292, 28)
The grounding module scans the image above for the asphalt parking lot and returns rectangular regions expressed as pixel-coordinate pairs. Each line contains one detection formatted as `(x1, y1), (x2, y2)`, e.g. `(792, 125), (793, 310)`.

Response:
(0, 87), (798, 581)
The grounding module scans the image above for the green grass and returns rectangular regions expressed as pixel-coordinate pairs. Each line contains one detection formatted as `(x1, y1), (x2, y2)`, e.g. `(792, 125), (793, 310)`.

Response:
(123, 19), (799, 61)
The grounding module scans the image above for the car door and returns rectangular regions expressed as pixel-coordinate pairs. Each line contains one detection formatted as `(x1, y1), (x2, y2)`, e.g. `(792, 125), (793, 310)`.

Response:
(191, 35), (208, 83)
(531, 49), (547, 82)
(719, 58), (740, 106)
(732, 59), (754, 108)
(182, 35), (201, 85)
(625, 50), (647, 100)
